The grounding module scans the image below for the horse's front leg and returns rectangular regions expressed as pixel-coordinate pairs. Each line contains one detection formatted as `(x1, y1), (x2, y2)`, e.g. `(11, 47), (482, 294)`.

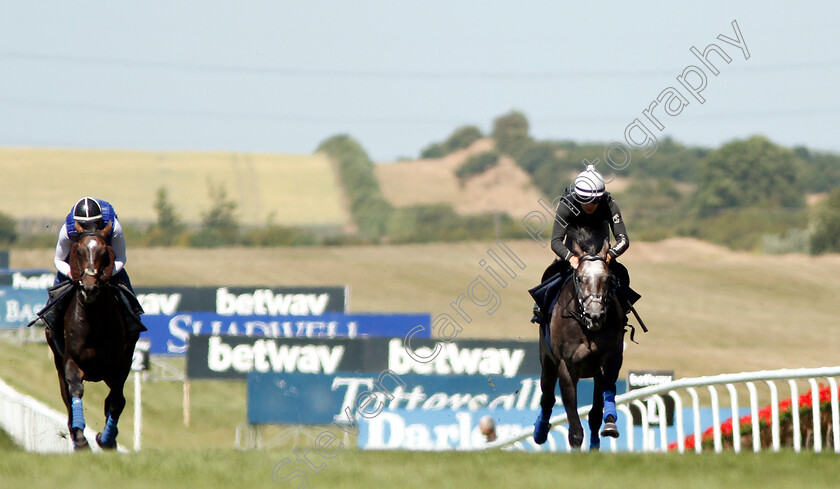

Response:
(557, 361), (584, 449)
(533, 349), (557, 444)
(97, 334), (137, 450)
(588, 374), (604, 450)
(97, 377), (127, 449)
(64, 358), (89, 450)
(599, 349), (623, 438)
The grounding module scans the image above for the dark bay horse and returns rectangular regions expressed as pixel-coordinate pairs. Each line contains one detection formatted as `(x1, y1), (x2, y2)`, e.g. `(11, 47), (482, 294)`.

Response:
(533, 230), (625, 450)
(46, 222), (139, 450)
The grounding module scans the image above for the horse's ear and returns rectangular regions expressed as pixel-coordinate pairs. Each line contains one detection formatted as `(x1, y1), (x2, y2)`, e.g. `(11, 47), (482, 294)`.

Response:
(571, 241), (585, 257)
(99, 221), (113, 238)
(599, 238), (610, 258)
(74, 221), (85, 235)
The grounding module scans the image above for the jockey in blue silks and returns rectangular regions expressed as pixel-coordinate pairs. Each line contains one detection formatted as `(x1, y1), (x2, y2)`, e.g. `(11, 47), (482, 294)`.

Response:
(53, 197), (134, 293)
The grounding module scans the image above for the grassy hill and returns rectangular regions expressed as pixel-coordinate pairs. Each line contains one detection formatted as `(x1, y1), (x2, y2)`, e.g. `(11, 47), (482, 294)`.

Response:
(376, 139), (548, 220)
(0, 147), (347, 228)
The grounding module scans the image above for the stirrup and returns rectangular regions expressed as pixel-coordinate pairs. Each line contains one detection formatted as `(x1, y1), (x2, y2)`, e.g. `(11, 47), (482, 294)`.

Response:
(530, 303), (543, 324)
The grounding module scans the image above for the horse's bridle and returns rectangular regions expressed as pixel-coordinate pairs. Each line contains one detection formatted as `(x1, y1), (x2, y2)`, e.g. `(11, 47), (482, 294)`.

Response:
(74, 231), (108, 287)
(572, 255), (610, 323)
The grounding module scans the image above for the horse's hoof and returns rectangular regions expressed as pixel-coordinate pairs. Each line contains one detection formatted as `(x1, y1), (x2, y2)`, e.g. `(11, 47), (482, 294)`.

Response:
(95, 432), (118, 450)
(73, 436), (90, 451)
(533, 413), (551, 444)
(600, 422), (619, 438)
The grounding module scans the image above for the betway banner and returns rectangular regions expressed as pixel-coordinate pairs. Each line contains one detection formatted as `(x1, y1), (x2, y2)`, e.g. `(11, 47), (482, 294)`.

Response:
(386, 338), (540, 378)
(188, 336), (384, 380)
(188, 335), (537, 378)
(154, 313), (430, 355)
(134, 286), (348, 315)
(0, 287), (48, 328)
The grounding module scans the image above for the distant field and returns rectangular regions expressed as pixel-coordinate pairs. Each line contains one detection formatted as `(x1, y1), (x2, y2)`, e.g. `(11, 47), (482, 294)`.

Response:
(376, 139), (547, 220)
(0, 449), (838, 489)
(0, 147), (347, 227)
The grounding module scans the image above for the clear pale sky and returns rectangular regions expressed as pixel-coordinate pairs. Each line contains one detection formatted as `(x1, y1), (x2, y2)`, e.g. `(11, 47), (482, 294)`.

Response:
(1, 1), (837, 162)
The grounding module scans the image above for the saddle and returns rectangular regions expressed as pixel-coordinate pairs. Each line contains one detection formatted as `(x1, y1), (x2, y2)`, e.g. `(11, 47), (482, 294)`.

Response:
(29, 281), (147, 336)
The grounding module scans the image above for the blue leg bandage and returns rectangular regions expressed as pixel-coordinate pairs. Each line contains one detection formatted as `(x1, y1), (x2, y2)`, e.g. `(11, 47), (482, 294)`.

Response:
(100, 414), (119, 446)
(533, 410), (551, 444)
(71, 397), (85, 431)
(603, 391), (617, 422)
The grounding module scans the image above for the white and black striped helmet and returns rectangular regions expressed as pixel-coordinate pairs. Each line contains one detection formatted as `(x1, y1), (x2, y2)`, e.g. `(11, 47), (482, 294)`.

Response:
(573, 165), (605, 201)
(73, 197), (102, 222)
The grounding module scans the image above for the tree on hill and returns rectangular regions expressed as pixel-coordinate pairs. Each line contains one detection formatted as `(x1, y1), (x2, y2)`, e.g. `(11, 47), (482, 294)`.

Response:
(0, 211), (16, 245)
(418, 125), (483, 159)
(693, 136), (805, 216)
(190, 181), (240, 247)
(318, 134), (393, 238)
(148, 187), (185, 246)
(491, 110), (532, 160)
(809, 186), (840, 254)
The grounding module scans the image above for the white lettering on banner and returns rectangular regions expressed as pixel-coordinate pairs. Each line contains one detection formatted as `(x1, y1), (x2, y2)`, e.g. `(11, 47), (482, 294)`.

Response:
(207, 337), (345, 374)
(387, 339), (525, 377)
(215, 287), (330, 316)
(4, 299), (46, 323)
(362, 412), (545, 451)
(331, 377), (541, 421)
(628, 372), (674, 386)
(136, 293), (182, 315)
(11, 272), (54, 290)
(167, 315), (352, 354)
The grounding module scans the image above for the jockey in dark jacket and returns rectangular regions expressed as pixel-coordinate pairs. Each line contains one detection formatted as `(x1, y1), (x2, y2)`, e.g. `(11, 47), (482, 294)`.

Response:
(531, 165), (639, 324)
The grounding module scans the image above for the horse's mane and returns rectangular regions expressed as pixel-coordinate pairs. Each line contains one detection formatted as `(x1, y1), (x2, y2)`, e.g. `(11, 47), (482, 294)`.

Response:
(567, 224), (609, 256)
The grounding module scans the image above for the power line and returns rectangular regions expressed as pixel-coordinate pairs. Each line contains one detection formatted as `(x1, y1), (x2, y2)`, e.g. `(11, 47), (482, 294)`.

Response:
(2, 49), (839, 79)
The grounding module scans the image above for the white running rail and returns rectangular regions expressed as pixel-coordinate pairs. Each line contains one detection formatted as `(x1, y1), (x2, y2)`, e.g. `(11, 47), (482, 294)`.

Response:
(476, 366), (840, 453)
(0, 376), (126, 453)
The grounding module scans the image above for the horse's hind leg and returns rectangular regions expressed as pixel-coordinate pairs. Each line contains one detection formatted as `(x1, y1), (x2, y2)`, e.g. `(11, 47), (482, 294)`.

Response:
(64, 358), (89, 450)
(599, 349), (623, 438)
(588, 375), (604, 450)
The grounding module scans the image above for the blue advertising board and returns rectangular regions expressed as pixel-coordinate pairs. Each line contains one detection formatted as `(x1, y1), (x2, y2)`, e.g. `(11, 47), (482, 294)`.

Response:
(246, 371), (625, 426)
(355, 406), (751, 452)
(0, 287), (48, 328)
(147, 313), (431, 354)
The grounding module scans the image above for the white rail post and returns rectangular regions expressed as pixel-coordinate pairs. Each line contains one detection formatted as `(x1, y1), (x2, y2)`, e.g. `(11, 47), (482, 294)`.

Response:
(631, 400), (649, 451)
(708, 386), (722, 453)
(788, 380), (801, 453)
(765, 380), (780, 452)
(725, 384), (740, 453)
(829, 378), (839, 453)
(653, 395), (668, 451)
(668, 391), (685, 454)
(687, 387), (702, 453)
(617, 404), (633, 452)
(808, 378), (822, 453)
(746, 382), (760, 452)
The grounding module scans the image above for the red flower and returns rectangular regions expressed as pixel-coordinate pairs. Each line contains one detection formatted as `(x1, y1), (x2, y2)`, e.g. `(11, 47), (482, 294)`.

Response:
(668, 384), (837, 451)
